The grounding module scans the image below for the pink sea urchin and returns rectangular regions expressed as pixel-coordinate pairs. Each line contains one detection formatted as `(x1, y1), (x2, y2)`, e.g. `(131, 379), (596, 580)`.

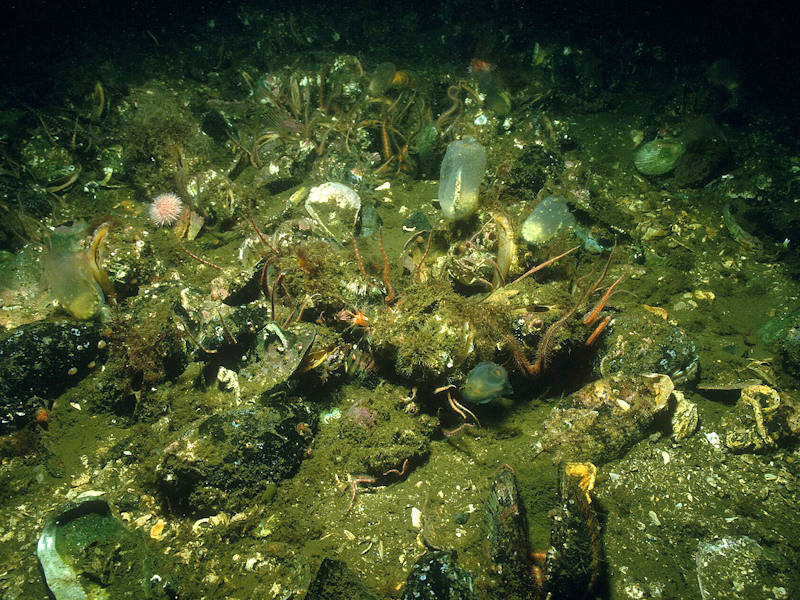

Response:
(149, 192), (182, 227)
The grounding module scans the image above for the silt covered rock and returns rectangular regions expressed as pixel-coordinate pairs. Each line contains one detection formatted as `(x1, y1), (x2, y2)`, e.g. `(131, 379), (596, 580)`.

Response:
(537, 373), (674, 464)
(0, 320), (108, 433)
(305, 558), (377, 600)
(595, 308), (699, 387)
(156, 400), (316, 512)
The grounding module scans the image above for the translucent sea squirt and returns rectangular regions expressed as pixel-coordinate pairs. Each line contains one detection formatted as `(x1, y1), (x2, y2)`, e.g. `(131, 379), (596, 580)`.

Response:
(43, 222), (107, 320)
(304, 182), (361, 244)
(438, 137), (486, 221)
(521, 195), (576, 245)
(368, 62), (397, 96)
(462, 361), (513, 404)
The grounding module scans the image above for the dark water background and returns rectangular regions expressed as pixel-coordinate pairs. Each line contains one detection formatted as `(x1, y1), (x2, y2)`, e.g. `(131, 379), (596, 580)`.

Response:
(2, 0), (800, 111)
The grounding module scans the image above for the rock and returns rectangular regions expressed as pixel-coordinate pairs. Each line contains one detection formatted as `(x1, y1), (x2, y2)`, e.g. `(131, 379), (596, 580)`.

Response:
(334, 382), (438, 477)
(696, 536), (795, 599)
(370, 281), (477, 380)
(220, 257), (271, 306)
(359, 204), (383, 238)
(305, 558), (377, 600)
(401, 210), (431, 233)
(758, 304), (800, 347)
(596, 308), (699, 387)
(200, 110), (233, 144)
(538, 373), (674, 464)
(0, 320), (108, 433)
(102, 222), (158, 299)
(705, 60), (741, 111)
(673, 138), (731, 187)
(156, 401), (316, 512)
(476, 69), (511, 116)
(401, 550), (475, 600)
(506, 146), (561, 194)
(778, 325), (800, 376)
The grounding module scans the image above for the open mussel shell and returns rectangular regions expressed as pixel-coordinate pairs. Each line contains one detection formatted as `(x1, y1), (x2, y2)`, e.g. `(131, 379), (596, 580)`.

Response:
(37, 492), (170, 599)
(239, 322), (316, 393)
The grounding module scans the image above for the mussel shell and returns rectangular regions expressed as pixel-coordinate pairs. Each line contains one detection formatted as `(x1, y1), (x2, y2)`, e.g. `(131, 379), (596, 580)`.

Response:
(633, 139), (685, 176)
(238, 322), (316, 392)
(37, 493), (166, 599)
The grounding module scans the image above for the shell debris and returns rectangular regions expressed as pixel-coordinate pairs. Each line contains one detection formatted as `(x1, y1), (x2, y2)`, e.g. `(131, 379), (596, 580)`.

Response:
(150, 519), (165, 540)
(410, 507), (422, 530)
